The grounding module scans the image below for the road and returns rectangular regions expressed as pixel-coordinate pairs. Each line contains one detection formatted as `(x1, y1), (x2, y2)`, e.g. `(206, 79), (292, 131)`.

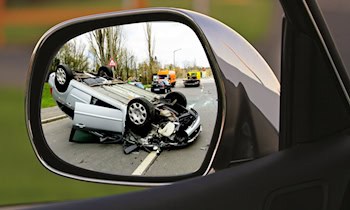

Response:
(42, 78), (218, 177)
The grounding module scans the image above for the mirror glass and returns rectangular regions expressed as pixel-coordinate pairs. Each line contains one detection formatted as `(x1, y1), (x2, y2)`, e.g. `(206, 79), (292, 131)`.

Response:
(40, 21), (218, 177)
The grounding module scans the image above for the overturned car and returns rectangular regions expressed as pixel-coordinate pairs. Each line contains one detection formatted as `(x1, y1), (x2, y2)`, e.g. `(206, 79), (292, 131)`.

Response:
(48, 64), (202, 154)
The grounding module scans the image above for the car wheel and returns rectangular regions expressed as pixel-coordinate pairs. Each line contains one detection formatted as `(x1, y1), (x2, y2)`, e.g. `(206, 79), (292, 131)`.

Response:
(98, 66), (113, 79)
(165, 91), (187, 107)
(127, 98), (155, 135)
(55, 64), (74, 93)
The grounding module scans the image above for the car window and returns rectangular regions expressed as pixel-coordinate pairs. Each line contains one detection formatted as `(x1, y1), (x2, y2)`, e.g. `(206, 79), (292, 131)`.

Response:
(163, 80), (170, 85)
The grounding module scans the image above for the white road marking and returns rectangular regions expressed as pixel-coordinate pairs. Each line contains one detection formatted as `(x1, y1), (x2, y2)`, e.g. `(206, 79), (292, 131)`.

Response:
(132, 151), (158, 176)
(202, 100), (211, 107)
(188, 104), (195, 109)
(41, 115), (68, 124)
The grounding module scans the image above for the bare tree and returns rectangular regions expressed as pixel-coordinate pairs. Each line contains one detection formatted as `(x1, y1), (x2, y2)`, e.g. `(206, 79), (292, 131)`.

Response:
(88, 27), (123, 76)
(138, 61), (149, 84)
(144, 23), (156, 84)
(122, 49), (136, 80)
(52, 39), (89, 72)
(129, 55), (137, 79)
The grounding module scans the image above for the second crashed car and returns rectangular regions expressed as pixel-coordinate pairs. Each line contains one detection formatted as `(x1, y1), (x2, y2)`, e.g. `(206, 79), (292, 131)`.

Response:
(48, 65), (202, 153)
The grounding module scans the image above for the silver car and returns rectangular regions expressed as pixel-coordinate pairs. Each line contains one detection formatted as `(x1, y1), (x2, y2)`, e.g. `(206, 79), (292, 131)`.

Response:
(48, 64), (202, 152)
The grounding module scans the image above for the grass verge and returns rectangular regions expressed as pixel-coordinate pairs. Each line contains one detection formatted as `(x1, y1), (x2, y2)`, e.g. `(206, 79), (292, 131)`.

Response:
(7, 0), (122, 9)
(4, 0), (272, 45)
(0, 87), (141, 206)
(41, 83), (56, 108)
(4, 25), (51, 45)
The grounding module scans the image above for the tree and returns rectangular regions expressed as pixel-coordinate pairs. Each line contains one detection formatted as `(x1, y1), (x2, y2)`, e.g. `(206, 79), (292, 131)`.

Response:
(88, 26), (123, 76)
(123, 50), (135, 80)
(49, 57), (60, 74)
(144, 23), (156, 84)
(50, 39), (89, 73)
(138, 61), (149, 84)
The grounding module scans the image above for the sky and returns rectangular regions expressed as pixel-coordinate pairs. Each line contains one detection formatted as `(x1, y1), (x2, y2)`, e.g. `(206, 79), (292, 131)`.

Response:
(71, 21), (210, 69)
(121, 21), (210, 68)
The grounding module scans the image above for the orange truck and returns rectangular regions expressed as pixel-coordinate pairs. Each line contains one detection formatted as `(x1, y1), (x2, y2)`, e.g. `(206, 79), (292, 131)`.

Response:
(157, 69), (176, 87)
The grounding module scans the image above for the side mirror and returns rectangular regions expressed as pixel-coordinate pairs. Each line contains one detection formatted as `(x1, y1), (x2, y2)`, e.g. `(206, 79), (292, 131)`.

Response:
(26, 8), (280, 186)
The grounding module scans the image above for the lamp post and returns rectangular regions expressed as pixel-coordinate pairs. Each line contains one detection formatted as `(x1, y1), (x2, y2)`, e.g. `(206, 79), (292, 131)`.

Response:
(173, 48), (182, 69)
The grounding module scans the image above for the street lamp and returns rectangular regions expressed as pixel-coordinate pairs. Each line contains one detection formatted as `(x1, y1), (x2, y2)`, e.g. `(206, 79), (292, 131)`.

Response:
(173, 48), (182, 69)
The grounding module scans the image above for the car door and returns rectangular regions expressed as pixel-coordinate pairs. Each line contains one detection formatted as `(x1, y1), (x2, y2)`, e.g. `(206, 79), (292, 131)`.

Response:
(27, 0), (350, 209)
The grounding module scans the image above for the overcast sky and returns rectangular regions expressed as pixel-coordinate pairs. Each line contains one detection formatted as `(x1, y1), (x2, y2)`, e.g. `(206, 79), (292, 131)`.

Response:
(121, 21), (210, 68)
(72, 21), (210, 68)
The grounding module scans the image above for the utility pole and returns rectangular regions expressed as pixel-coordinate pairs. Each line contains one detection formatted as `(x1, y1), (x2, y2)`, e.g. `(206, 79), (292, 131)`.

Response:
(173, 48), (181, 69)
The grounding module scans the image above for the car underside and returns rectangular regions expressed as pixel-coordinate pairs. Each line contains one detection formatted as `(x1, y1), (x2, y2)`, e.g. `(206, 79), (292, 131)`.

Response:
(48, 65), (202, 154)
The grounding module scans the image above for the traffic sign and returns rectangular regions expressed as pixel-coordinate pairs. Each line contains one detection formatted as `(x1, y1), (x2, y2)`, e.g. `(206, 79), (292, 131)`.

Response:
(109, 59), (116, 67)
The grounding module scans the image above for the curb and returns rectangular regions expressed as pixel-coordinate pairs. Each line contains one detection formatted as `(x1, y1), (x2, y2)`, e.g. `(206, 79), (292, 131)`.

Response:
(41, 115), (67, 124)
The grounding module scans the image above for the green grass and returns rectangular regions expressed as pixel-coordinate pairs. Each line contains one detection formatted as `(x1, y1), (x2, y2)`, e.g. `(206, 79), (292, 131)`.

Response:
(41, 83), (57, 108)
(150, 0), (273, 43)
(144, 84), (152, 89)
(150, 0), (192, 9)
(4, 0), (272, 45)
(7, 0), (122, 9)
(0, 87), (141, 206)
(210, 0), (273, 43)
(5, 25), (51, 45)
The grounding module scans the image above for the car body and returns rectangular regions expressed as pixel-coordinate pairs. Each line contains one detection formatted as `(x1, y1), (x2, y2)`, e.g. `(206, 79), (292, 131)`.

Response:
(183, 71), (201, 87)
(157, 69), (176, 87)
(48, 65), (201, 151)
(151, 79), (172, 94)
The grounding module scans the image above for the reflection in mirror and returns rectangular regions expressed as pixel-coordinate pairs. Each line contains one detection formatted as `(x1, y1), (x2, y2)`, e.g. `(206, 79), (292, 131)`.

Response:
(41, 21), (218, 177)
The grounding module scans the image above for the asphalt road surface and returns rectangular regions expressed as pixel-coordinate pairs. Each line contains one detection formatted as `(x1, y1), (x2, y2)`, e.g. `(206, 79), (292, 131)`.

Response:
(42, 78), (218, 177)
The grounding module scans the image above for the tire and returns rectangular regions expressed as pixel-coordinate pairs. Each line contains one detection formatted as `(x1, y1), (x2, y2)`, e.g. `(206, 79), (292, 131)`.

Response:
(55, 64), (74, 93)
(126, 98), (155, 136)
(165, 91), (187, 107)
(98, 66), (113, 79)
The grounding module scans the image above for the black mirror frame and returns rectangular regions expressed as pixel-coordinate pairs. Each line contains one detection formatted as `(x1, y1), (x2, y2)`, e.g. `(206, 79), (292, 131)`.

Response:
(25, 8), (226, 186)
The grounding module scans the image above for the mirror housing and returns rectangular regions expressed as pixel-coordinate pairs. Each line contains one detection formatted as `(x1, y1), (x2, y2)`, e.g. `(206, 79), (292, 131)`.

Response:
(26, 8), (280, 186)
